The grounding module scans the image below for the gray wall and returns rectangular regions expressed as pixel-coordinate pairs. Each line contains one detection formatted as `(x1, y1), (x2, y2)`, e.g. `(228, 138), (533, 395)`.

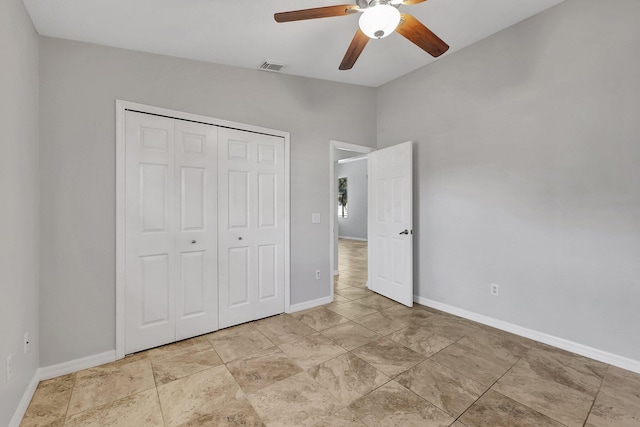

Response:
(377, 0), (640, 361)
(39, 37), (377, 366)
(337, 159), (368, 240)
(0, 0), (39, 423)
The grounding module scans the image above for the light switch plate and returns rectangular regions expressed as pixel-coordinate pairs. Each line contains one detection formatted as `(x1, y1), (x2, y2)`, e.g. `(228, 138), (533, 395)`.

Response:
(312, 213), (321, 224)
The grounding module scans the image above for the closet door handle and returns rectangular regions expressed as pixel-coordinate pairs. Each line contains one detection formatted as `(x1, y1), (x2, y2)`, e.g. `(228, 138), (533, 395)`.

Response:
(191, 240), (197, 244)
(238, 237), (243, 241)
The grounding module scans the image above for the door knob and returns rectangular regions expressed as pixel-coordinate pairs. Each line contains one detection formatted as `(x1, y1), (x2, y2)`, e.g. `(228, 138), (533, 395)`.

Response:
(191, 240), (197, 244)
(399, 229), (409, 235)
(238, 237), (243, 240)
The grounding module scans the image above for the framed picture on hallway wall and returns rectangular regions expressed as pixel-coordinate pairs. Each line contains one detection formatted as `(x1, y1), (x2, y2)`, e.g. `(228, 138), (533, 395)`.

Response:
(338, 177), (348, 218)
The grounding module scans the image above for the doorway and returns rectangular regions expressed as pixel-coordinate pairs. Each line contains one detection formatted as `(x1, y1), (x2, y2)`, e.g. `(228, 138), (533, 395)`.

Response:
(329, 141), (375, 295)
(329, 140), (415, 307)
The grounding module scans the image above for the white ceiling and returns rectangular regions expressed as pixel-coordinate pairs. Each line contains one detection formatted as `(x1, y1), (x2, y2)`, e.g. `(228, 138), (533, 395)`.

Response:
(23, 0), (564, 87)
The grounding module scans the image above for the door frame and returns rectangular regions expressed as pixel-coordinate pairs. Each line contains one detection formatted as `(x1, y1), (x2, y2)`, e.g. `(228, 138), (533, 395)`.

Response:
(329, 140), (374, 295)
(115, 100), (291, 359)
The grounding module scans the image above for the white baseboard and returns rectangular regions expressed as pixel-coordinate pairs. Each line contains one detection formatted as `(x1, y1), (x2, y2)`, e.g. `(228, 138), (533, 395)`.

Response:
(414, 296), (640, 374)
(38, 350), (116, 381)
(11, 350), (117, 426)
(338, 236), (368, 241)
(289, 295), (333, 313)
(9, 371), (40, 427)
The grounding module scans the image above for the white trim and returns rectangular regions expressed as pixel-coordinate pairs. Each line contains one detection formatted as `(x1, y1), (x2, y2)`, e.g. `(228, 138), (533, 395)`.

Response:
(116, 100), (291, 137)
(338, 236), (368, 242)
(11, 351), (117, 426)
(284, 129), (291, 314)
(115, 100), (126, 360)
(9, 372), (39, 427)
(39, 350), (117, 381)
(337, 155), (368, 164)
(289, 295), (334, 313)
(332, 141), (375, 153)
(414, 296), (640, 374)
(115, 100), (291, 356)
(333, 270), (339, 277)
(329, 140), (374, 303)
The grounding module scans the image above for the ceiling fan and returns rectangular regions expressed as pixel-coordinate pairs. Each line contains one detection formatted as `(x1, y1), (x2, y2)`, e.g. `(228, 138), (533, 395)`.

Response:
(274, 0), (449, 70)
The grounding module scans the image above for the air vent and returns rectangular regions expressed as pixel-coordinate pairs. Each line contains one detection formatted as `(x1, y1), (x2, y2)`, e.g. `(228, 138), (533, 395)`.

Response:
(258, 61), (286, 72)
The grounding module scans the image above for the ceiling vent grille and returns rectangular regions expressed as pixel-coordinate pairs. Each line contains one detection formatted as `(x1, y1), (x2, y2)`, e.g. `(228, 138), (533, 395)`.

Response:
(258, 61), (286, 72)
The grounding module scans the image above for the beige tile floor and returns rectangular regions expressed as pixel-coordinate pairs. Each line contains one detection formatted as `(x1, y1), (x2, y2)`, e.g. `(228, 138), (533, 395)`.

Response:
(21, 239), (640, 426)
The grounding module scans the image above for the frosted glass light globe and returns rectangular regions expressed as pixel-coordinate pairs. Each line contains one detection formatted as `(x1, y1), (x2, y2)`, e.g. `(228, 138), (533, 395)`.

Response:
(359, 4), (401, 39)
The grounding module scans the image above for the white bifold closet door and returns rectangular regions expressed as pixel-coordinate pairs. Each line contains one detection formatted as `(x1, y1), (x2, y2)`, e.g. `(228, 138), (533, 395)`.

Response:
(218, 128), (285, 328)
(124, 111), (218, 354)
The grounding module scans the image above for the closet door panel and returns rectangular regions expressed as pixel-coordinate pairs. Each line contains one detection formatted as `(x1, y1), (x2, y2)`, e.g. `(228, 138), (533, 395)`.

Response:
(125, 112), (176, 354)
(218, 128), (285, 328)
(174, 120), (218, 340)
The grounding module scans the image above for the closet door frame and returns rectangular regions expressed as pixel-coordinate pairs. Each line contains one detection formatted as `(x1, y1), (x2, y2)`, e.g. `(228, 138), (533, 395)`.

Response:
(115, 100), (291, 360)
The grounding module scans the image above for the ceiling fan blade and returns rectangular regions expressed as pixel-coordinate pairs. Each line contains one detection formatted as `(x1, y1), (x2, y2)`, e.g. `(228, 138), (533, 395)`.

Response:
(274, 5), (359, 23)
(339, 29), (369, 70)
(396, 13), (449, 57)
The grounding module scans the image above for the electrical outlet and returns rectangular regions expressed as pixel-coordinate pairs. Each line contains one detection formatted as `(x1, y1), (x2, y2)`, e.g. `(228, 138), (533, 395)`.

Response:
(24, 332), (29, 354)
(490, 283), (499, 296)
(6, 354), (13, 383)
(315, 270), (321, 280)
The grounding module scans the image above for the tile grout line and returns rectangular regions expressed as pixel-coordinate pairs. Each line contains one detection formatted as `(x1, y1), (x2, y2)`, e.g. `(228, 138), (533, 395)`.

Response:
(154, 385), (168, 427)
(62, 373), (77, 424)
(452, 346), (531, 425)
(313, 307), (454, 422)
(382, 327), (502, 423)
(459, 343), (584, 427)
(582, 363), (610, 427)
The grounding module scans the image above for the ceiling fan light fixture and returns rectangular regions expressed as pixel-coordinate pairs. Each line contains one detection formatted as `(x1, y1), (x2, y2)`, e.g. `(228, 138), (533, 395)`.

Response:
(359, 4), (401, 39)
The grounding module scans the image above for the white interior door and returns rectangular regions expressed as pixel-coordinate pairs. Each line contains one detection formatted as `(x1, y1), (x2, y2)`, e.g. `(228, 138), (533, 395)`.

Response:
(125, 112), (219, 354)
(368, 141), (413, 307)
(218, 128), (285, 328)
(174, 120), (218, 340)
